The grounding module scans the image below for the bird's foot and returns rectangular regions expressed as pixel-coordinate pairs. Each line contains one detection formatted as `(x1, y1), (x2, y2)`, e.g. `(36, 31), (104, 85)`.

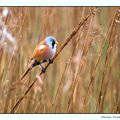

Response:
(39, 64), (46, 73)
(49, 59), (53, 64)
(41, 68), (46, 73)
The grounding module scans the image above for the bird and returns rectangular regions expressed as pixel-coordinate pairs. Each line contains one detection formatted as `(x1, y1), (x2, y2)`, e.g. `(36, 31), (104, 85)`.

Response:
(20, 36), (59, 81)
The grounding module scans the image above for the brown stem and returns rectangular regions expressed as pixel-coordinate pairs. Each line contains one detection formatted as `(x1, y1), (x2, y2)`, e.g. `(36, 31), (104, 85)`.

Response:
(10, 13), (92, 113)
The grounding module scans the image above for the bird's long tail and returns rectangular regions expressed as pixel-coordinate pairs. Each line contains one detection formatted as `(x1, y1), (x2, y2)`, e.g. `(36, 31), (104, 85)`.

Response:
(10, 60), (36, 91)
(20, 67), (31, 80)
(20, 60), (35, 81)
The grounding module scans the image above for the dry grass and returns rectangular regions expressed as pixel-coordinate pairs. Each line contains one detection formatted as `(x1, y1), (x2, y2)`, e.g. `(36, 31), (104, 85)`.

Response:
(0, 7), (120, 113)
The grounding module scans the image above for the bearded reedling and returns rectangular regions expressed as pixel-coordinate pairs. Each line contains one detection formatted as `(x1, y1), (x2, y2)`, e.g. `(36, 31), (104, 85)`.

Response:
(20, 36), (59, 80)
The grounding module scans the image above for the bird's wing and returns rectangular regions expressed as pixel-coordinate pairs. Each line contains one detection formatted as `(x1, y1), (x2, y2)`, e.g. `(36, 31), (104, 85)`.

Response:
(31, 44), (50, 62)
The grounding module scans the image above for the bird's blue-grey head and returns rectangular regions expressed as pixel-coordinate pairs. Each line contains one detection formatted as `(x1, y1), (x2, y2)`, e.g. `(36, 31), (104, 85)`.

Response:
(45, 36), (58, 48)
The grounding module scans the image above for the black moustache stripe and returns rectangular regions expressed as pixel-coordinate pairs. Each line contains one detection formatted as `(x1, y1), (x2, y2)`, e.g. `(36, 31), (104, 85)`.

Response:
(52, 41), (55, 48)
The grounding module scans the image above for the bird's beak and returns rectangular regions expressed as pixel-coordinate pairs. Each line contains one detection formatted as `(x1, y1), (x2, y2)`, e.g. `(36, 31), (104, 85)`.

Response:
(56, 41), (59, 45)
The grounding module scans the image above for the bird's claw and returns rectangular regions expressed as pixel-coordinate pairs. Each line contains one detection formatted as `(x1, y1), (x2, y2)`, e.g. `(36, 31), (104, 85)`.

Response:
(49, 59), (53, 64)
(41, 68), (46, 73)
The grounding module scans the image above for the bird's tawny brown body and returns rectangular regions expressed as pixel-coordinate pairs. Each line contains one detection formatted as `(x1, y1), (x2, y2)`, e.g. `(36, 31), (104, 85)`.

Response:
(31, 40), (55, 62)
(20, 36), (58, 81)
